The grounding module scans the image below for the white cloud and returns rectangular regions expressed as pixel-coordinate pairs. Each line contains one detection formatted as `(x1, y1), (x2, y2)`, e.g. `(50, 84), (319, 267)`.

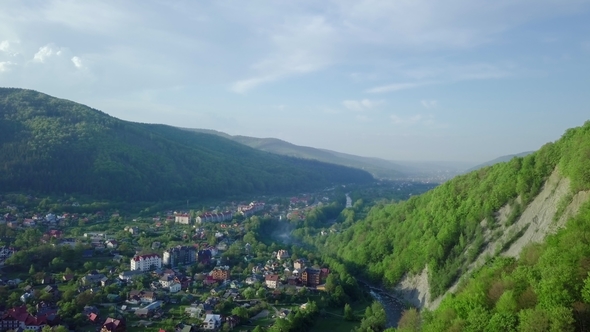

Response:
(71, 56), (83, 69)
(390, 113), (435, 126)
(421, 100), (438, 109)
(231, 75), (276, 94)
(0, 61), (15, 72)
(33, 44), (63, 63)
(342, 99), (384, 111)
(0, 40), (11, 53)
(0, 40), (21, 57)
(231, 15), (336, 93)
(367, 62), (512, 94)
(367, 82), (432, 94)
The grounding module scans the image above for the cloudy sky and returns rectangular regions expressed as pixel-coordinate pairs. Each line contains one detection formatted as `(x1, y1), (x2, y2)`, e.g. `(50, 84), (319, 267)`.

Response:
(1, 0), (589, 163)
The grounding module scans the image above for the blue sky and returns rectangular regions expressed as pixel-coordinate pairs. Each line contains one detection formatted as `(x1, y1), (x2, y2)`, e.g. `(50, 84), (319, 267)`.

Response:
(0, 0), (589, 163)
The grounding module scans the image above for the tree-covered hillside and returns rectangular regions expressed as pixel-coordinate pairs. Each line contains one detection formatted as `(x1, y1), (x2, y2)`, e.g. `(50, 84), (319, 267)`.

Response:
(0, 88), (373, 201)
(325, 121), (590, 300)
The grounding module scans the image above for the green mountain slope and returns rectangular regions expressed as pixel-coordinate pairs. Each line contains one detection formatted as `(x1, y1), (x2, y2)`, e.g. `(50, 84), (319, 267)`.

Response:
(0, 88), (373, 200)
(325, 120), (590, 302)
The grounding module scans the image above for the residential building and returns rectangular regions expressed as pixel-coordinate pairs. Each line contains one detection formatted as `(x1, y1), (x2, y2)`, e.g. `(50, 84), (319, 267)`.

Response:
(196, 211), (233, 223)
(0, 305), (57, 331)
(130, 254), (162, 271)
(276, 250), (290, 260)
(159, 275), (174, 288)
(293, 259), (306, 270)
(128, 290), (156, 304)
(119, 270), (145, 281)
(203, 314), (222, 330)
(265, 274), (279, 289)
(238, 202), (265, 217)
(101, 317), (125, 332)
(169, 282), (181, 293)
(163, 245), (196, 267)
(81, 272), (107, 286)
(211, 267), (230, 281)
(301, 268), (321, 287)
(105, 240), (118, 249)
(197, 249), (212, 264)
(175, 214), (191, 224)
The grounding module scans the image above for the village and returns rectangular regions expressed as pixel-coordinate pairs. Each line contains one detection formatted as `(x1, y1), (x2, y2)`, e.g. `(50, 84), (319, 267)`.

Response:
(0, 191), (346, 332)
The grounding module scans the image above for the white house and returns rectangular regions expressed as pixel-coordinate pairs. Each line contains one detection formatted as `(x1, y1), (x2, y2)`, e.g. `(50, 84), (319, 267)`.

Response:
(276, 250), (289, 260)
(175, 214), (191, 224)
(203, 314), (222, 330)
(130, 254), (162, 271)
(169, 282), (181, 293)
(265, 274), (279, 289)
(159, 275), (174, 288)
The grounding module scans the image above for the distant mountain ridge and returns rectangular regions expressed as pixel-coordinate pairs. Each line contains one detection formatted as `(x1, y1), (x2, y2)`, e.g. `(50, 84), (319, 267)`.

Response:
(0, 88), (373, 201)
(466, 151), (535, 172)
(184, 128), (475, 181)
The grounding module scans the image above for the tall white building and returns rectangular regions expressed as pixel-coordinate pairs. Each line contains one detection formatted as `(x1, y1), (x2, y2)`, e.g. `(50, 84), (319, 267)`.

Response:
(130, 254), (162, 271)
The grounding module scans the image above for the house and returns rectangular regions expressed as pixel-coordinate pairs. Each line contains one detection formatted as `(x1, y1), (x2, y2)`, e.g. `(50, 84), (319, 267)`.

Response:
(101, 317), (125, 332)
(130, 254), (162, 271)
(20, 292), (33, 303)
(81, 272), (107, 286)
(185, 307), (203, 318)
(237, 202), (265, 217)
(105, 240), (118, 249)
(159, 275), (174, 288)
(169, 282), (181, 293)
(301, 268), (321, 287)
(175, 214), (191, 224)
(203, 314), (222, 330)
(211, 267), (230, 281)
(87, 312), (100, 323)
(128, 290), (156, 303)
(265, 274), (279, 289)
(197, 249), (212, 264)
(134, 301), (161, 318)
(119, 270), (145, 281)
(224, 315), (240, 329)
(276, 250), (289, 260)
(196, 211), (233, 223)
(0, 305), (58, 331)
(163, 245), (196, 267)
(293, 259), (306, 270)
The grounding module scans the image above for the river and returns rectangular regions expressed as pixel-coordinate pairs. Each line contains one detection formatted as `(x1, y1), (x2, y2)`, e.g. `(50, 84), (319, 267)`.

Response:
(359, 280), (405, 328)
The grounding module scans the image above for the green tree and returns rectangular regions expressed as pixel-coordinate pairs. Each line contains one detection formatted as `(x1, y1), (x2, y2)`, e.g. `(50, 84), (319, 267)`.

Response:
(344, 303), (355, 321)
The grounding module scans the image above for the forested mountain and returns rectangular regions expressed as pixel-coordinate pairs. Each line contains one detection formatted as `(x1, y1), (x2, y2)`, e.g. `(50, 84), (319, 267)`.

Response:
(185, 128), (473, 181)
(323, 120), (590, 331)
(0, 88), (373, 201)
(183, 128), (405, 179)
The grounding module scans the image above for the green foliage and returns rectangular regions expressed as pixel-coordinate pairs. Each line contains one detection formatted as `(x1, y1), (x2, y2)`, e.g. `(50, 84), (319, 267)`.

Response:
(418, 198), (590, 331)
(325, 121), (590, 299)
(0, 88), (372, 201)
(352, 301), (387, 332)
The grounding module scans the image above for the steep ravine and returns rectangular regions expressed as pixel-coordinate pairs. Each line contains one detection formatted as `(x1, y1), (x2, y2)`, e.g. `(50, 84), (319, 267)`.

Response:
(393, 168), (590, 311)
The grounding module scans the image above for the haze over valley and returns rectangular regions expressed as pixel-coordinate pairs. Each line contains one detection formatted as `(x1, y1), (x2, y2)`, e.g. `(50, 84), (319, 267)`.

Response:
(1, 1), (590, 332)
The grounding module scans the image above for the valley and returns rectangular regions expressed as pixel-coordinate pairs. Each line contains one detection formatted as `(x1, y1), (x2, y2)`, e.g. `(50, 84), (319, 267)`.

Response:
(2, 89), (590, 331)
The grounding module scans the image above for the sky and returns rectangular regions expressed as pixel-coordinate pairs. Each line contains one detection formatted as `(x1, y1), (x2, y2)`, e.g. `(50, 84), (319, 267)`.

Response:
(1, 1), (589, 163)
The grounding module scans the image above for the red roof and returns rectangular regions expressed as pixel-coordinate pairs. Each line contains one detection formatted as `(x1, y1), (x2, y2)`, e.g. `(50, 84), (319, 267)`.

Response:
(133, 254), (160, 261)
